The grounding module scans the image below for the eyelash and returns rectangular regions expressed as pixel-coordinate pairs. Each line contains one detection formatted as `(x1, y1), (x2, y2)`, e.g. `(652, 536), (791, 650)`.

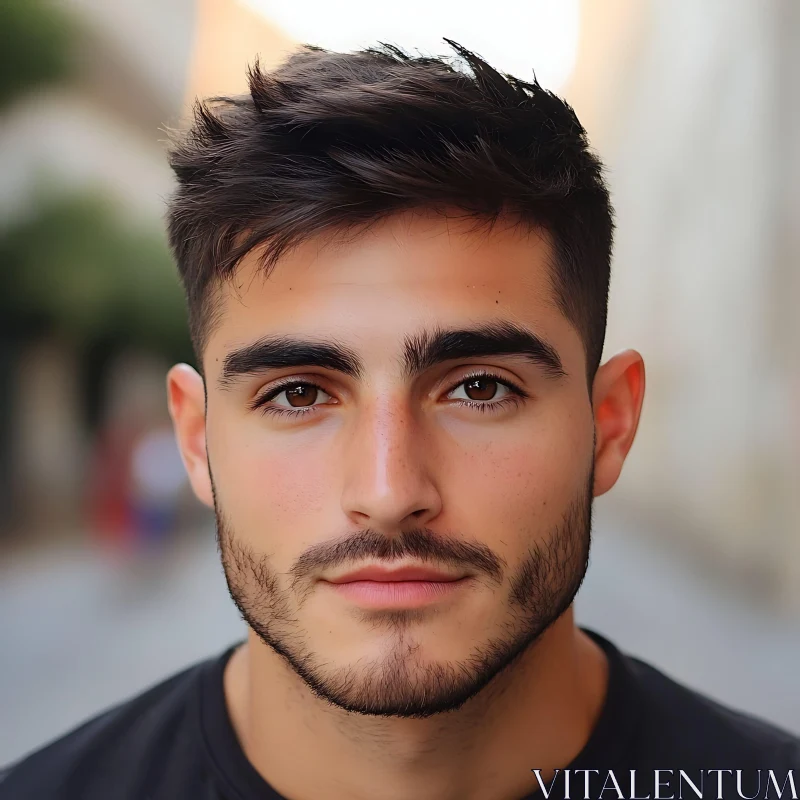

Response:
(249, 372), (530, 419)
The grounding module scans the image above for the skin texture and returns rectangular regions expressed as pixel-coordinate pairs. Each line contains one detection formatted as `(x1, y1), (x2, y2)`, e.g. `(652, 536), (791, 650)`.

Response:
(167, 210), (645, 800)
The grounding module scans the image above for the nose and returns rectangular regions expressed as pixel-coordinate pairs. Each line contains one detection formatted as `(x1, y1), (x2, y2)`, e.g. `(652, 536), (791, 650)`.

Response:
(340, 396), (442, 532)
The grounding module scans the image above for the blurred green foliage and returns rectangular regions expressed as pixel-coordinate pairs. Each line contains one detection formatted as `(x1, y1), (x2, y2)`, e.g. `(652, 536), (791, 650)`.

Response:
(0, 192), (192, 362)
(0, 0), (193, 366)
(0, 0), (77, 110)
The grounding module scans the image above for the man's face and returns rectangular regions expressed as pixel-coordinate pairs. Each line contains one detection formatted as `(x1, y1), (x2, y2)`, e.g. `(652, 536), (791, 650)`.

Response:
(200, 212), (597, 717)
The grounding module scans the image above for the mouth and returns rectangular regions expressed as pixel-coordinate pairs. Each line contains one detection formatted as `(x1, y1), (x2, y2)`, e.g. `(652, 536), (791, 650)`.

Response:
(321, 564), (472, 609)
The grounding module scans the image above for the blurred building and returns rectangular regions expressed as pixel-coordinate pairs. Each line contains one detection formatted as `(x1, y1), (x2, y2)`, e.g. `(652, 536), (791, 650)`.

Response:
(568, 0), (800, 611)
(0, 0), (194, 228)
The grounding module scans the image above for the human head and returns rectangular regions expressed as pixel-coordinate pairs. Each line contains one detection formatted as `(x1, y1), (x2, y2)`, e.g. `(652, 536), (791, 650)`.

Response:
(165, 41), (644, 718)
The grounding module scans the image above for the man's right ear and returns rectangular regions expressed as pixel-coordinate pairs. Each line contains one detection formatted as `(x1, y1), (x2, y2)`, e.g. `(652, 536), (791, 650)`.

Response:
(167, 363), (214, 509)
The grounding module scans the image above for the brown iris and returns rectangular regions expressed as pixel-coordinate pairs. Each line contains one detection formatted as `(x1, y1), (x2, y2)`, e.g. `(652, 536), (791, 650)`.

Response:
(285, 384), (318, 407)
(463, 377), (499, 401)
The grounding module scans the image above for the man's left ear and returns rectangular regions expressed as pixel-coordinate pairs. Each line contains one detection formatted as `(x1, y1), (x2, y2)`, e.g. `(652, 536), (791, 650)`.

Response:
(591, 349), (646, 497)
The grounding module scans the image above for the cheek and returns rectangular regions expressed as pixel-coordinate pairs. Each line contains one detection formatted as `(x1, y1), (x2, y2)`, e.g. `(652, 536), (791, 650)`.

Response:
(442, 405), (591, 551)
(207, 416), (333, 552)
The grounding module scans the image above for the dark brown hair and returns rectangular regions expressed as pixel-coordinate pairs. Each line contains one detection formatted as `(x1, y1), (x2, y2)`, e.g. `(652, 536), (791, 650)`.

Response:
(165, 40), (614, 380)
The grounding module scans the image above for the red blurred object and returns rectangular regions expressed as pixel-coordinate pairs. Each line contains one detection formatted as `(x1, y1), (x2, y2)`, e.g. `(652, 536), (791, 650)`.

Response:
(85, 423), (139, 551)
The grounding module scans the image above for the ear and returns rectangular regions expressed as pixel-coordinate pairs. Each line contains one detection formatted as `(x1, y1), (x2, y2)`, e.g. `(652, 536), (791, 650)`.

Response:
(591, 349), (646, 498)
(166, 363), (214, 508)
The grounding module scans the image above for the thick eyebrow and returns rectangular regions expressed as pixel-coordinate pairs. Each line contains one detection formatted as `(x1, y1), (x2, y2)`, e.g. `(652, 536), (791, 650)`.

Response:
(218, 336), (363, 389)
(402, 321), (566, 380)
(218, 320), (565, 390)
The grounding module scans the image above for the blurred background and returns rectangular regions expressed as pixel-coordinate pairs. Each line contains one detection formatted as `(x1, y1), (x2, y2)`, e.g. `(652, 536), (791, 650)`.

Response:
(1, 0), (798, 767)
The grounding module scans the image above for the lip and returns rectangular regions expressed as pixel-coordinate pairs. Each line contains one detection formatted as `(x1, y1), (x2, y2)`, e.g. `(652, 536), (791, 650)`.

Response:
(325, 565), (467, 584)
(321, 564), (472, 609)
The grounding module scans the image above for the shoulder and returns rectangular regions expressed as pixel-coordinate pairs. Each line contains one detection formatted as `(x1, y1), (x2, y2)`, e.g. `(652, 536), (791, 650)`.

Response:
(625, 650), (800, 768)
(0, 655), (214, 800)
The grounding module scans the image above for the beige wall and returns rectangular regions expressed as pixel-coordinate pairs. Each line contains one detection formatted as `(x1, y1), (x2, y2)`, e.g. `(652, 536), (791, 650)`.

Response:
(567, 0), (800, 611)
(184, 0), (297, 107)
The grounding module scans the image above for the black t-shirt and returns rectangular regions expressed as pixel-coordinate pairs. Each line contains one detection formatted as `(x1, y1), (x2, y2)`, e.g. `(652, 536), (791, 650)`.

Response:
(1, 629), (797, 799)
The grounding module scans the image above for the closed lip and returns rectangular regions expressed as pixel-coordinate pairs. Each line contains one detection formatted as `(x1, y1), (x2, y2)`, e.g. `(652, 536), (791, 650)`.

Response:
(324, 565), (468, 584)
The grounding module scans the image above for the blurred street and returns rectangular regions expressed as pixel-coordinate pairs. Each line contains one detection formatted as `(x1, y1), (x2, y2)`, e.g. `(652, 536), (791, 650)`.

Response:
(2, 502), (799, 768)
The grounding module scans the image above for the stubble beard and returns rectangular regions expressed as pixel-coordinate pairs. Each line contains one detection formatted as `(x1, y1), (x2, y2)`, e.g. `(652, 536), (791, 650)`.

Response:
(214, 464), (594, 719)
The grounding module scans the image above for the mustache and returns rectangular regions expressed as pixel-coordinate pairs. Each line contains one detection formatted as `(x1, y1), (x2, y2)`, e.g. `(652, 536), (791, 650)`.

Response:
(289, 528), (506, 587)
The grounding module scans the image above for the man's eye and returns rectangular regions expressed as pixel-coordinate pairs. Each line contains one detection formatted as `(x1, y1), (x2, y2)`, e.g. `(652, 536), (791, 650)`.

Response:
(447, 376), (514, 403)
(259, 382), (333, 412)
(444, 374), (527, 416)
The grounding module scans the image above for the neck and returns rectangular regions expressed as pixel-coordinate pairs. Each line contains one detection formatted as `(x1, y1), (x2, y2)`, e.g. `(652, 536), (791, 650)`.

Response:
(223, 611), (608, 800)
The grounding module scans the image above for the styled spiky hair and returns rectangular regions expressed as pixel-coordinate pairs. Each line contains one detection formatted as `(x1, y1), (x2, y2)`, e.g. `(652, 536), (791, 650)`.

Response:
(166, 40), (613, 378)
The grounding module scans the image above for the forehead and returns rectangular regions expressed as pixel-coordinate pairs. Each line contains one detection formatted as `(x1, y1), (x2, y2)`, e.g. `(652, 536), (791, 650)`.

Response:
(204, 211), (575, 371)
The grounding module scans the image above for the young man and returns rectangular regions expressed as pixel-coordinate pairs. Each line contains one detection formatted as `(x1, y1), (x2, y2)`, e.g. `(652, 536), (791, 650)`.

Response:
(2, 40), (797, 800)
